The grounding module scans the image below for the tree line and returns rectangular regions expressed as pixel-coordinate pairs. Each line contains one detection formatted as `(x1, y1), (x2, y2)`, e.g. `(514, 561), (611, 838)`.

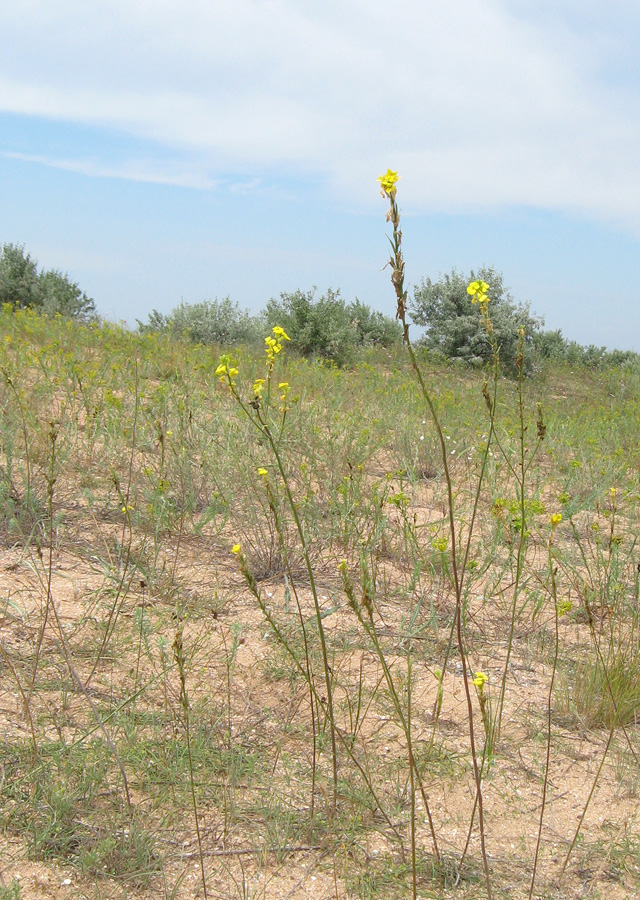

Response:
(2, 243), (636, 371)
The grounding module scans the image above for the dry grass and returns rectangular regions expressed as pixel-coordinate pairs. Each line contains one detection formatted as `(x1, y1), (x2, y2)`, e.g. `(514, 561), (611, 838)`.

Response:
(2, 308), (640, 899)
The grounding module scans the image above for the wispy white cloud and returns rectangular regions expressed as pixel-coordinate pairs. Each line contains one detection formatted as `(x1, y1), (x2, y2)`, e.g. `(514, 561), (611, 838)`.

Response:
(4, 151), (218, 190)
(1, 0), (639, 227)
(228, 178), (264, 195)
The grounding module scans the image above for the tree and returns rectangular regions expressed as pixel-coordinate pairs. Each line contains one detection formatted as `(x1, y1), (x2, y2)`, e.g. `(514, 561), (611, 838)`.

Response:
(36, 268), (96, 321)
(0, 243), (39, 309)
(0, 243), (96, 320)
(411, 266), (541, 373)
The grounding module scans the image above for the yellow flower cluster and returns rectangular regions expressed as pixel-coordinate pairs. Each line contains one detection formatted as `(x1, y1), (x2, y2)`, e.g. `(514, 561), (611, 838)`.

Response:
(467, 281), (491, 305)
(377, 169), (400, 197)
(550, 512), (562, 528)
(215, 353), (239, 385)
(265, 326), (290, 370)
(472, 671), (488, 689)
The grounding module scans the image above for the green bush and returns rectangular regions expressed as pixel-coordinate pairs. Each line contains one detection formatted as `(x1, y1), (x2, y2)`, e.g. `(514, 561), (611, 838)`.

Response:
(532, 327), (640, 369)
(137, 297), (264, 345)
(36, 269), (96, 321)
(0, 243), (96, 321)
(532, 328), (568, 361)
(265, 288), (401, 366)
(411, 266), (541, 373)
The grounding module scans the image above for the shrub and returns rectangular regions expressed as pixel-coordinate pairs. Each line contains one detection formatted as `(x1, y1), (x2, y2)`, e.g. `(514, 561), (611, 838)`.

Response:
(265, 288), (401, 366)
(532, 328), (640, 369)
(411, 266), (541, 373)
(137, 297), (264, 345)
(348, 298), (403, 347)
(136, 308), (169, 334)
(532, 328), (568, 361)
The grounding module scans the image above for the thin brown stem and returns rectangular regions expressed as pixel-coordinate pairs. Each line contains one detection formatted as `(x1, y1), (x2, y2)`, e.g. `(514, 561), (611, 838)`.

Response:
(530, 541), (560, 899)
(174, 625), (208, 900)
(384, 188), (492, 898)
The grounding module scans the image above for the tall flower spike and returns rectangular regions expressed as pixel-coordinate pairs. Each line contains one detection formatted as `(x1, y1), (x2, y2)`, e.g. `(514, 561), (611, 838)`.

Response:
(265, 325), (289, 370)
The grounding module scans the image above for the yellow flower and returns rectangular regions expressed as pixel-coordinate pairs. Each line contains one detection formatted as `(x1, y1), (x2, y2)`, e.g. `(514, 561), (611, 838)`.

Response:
(472, 671), (488, 689)
(215, 354), (238, 383)
(231, 543), (241, 554)
(265, 328), (290, 369)
(253, 378), (266, 394)
(257, 467), (268, 477)
(377, 169), (400, 196)
(272, 326), (290, 341)
(550, 513), (562, 528)
(467, 281), (491, 304)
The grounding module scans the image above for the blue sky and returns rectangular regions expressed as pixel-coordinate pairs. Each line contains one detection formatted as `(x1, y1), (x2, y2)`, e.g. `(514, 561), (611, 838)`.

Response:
(1, 0), (639, 349)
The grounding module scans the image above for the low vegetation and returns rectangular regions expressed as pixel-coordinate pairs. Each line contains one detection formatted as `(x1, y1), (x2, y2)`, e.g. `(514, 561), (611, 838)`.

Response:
(1, 179), (640, 899)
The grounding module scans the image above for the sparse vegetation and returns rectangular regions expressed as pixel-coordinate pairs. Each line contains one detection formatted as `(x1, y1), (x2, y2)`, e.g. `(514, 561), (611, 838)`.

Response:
(2, 189), (640, 900)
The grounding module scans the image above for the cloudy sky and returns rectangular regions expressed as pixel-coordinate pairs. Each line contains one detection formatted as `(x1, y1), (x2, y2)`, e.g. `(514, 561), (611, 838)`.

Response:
(1, 0), (639, 348)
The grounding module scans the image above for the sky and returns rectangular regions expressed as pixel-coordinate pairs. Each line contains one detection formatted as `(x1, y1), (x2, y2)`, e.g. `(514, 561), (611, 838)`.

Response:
(1, 0), (640, 350)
